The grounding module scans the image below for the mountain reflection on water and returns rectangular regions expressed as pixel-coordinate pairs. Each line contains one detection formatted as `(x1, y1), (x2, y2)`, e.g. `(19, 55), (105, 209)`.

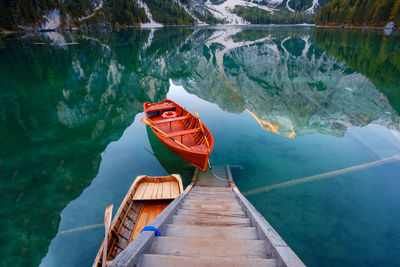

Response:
(0, 26), (399, 266)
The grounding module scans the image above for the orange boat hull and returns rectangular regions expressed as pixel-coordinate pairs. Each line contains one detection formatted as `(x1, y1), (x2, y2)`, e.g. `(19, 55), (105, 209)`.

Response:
(143, 99), (214, 172)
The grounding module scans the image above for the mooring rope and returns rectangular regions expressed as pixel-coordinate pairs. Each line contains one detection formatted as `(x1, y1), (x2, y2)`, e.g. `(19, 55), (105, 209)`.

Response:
(58, 223), (104, 235)
(211, 169), (230, 182)
(243, 154), (400, 197)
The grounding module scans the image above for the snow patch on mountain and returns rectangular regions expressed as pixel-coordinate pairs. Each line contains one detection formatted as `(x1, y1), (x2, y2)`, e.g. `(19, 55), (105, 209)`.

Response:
(205, 0), (276, 24)
(40, 9), (61, 30)
(305, 0), (319, 13)
(136, 0), (163, 28)
(175, 0), (206, 24)
(78, 0), (103, 22)
(285, 0), (295, 12)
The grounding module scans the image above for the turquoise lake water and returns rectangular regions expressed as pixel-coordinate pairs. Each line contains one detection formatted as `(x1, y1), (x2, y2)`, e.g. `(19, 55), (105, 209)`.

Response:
(1, 26), (400, 266)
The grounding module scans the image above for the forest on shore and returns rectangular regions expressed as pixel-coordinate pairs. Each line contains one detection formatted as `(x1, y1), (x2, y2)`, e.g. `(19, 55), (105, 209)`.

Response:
(0, 0), (193, 31)
(316, 0), (400, 27)
(1, 0), (399, 31)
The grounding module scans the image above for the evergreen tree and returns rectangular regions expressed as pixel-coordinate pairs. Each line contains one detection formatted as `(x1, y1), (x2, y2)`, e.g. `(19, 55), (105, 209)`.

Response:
(389, 0), (400, 22)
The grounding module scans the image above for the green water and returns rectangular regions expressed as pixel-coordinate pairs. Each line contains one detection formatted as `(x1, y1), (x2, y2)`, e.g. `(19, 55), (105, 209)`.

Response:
(1, 26), (400, 266)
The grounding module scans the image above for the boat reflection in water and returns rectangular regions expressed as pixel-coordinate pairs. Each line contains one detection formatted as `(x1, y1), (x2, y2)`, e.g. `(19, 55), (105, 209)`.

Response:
(146, 126), (195, 186)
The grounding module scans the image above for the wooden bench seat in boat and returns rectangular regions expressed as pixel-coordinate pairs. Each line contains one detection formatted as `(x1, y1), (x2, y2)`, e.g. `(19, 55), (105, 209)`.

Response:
(189, 144), (208, 152)
(132, 181), (181, 200)
(146, 103), (175, 113)
(167, 128), (202, 137)
(152, 115), (190, 125)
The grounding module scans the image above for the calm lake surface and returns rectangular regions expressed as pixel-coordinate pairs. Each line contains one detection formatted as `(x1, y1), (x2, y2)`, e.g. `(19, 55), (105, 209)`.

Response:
(1, 26), (400, 267)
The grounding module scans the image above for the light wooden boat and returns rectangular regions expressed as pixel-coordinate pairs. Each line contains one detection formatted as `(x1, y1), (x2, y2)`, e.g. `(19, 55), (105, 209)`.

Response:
(143, 99), (214, 172)
(93, 174), (183, 267)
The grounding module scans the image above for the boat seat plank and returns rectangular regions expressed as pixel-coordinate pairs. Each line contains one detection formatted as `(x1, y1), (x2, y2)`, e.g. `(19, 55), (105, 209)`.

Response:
(156, 183), (163, 199)
(146, 103), (175, 113)
(141, 183), (156, 200)
(162, 181), (171, 199)
(151, 184), (160, 200)
(170, 181), (180, 198)
(167, 128), (201, 137)
(189, 144), (208, 152)
(153, 115), (190, 125)
(133, 183), (148, 200)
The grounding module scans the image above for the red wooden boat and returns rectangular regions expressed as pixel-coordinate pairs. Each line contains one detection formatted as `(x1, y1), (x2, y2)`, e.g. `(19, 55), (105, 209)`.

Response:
(143, 99), (214, 172)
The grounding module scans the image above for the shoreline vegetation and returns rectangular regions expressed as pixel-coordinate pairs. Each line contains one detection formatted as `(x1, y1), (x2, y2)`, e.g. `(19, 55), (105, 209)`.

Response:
(1, 23), (398, 36)
(1, 0), (399, 35)
(315, 0), (400, 29)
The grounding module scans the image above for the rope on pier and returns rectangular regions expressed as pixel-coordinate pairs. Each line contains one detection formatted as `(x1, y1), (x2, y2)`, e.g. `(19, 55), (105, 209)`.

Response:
(243, 154), (400, 197)
(58, 223), (103, 235)
(211, 169), (230, 182)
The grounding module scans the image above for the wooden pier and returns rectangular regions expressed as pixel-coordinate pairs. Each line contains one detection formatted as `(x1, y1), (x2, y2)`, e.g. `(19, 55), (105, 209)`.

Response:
(109, 166), (305, 267)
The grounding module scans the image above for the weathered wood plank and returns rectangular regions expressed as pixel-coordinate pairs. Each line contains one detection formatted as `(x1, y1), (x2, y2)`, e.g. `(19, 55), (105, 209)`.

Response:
(170, 181), (180, 198)
(133, 183), (148, 200)
(181, 204), (244, 212)
(139, 254), (278, 267)
(171, 215), (251, 227)
(150, 237), (269, 258)
(131, 205), (151, 239)
(176, 209), (247, 218)
(164, 224), (259, 240)
(156, 182), (163, 199)
(162, 181), (171, 199)
(145, 204), (158, 226)
(142, 183), (156, 200)
(151, 183), (159, 199)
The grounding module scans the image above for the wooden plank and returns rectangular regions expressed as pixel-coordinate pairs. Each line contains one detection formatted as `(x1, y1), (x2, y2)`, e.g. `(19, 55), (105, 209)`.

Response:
(139, 254), (278, 267)
(156, 183), (163, 199)
(162, 182), (171, 199)
(150, 237), (268, 258)
(177, 209), (247, 218)
(171, 215), (251, 227)
(156, 202), (168, 216)
(181, 204), (243, 212)
(168, 128), (201, 137)
(131, 205), (151, 239)
(151, 183), (160, 200)
(164, 225), (259, 240)
(133, 183), (148, 200)
(145, 204), (158, 226)
(170, 181), (180, 198)
(153, 115), (190, 125)
(142, 183), (156, 200)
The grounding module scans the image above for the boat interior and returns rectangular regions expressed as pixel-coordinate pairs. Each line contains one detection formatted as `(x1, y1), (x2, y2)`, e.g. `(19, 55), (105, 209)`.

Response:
(95, 176), (182, 266)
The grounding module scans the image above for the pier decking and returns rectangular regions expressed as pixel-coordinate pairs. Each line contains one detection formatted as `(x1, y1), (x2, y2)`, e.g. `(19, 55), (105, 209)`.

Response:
(110, 166), (305, 267)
